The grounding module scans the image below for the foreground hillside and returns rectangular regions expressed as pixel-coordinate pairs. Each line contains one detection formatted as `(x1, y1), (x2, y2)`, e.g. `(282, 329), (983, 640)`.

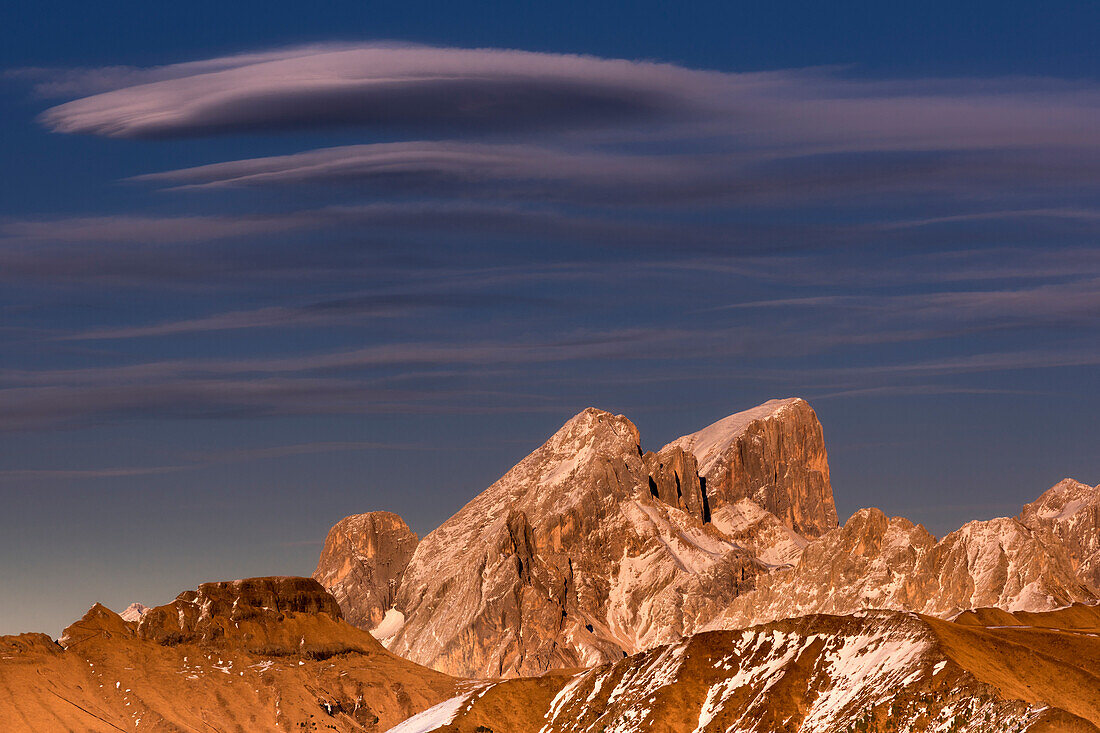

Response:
(429, 604), (1100, 733)
(3, 580), (1097, 733)
(315, 398), (1100, 678)
(0, 577), (457, 732)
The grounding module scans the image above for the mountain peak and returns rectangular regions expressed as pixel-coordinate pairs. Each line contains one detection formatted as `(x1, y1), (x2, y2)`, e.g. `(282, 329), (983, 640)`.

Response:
(58, 602), (133, 648)
(313, 511), (419, 631)
(543, 406), (641, 458)
(665, 397), (836, 538)
(1019, 478), (1100, 594)
(118, 602), (149, 623)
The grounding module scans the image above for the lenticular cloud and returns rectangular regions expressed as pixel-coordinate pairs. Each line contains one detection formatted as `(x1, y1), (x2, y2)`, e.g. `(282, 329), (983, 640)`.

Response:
(36, 44), (720, 138)
(34, 42), (1100, 162)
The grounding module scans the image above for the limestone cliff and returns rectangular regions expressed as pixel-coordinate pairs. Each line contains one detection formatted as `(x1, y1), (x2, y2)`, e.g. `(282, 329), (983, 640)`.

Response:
(313, 511), (419, 631)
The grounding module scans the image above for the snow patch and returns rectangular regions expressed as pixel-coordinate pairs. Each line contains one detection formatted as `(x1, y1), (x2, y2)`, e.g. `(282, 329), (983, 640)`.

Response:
(371, 608), (405, 646)
(382, 690), (478, 733)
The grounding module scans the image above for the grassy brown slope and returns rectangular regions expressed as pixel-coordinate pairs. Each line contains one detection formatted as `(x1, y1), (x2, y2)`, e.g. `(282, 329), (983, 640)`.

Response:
(953, 602), (1100, 632)
(433, 672), (574, 733)
(1, 603), (457, 732)
(925, 608), (1100, 728)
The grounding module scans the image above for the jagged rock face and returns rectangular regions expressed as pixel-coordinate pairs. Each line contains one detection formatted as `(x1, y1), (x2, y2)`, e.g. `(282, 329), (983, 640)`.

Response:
(707, 503), (1099, 631)
(644, 445), (709, 523)
(443, 607), (1100, 732)
(665, 397), (837, 538)
(313, 511), (419, 630)
(388, 407), (771, 678)
(707, 508), (937, 628)
(709, 498), (808, 567)
(1019, 478), (1100, 593)
(307, 399), (835, 678)
(924, 515), (1094, 615)
(59, 602), (136, 649)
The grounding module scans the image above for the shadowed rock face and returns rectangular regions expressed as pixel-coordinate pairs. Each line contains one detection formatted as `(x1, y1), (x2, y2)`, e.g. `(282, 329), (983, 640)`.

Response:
(313, 511), (419, 630)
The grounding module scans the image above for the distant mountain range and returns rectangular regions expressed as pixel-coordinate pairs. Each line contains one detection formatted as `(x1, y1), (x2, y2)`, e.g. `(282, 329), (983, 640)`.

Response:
(2, 398), (1097, 732)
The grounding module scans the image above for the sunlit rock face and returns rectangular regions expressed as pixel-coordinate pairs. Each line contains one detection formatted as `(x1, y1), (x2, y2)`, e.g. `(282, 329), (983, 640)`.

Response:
(477, 607), (1100, 733)
(706, 498), (1099, 633)
(318, 399), (834, 677)
(133, 576), (349, 654)
(313, 511), (419, 630)
(1018, 478), (1100, 593)
(314, 398), (1098, 680)
(665, 397), (837, 538)
(20, 577), (457, 732)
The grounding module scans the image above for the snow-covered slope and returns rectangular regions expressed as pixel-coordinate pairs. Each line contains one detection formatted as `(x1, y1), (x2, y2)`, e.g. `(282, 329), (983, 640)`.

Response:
(118, 602), (149, 623)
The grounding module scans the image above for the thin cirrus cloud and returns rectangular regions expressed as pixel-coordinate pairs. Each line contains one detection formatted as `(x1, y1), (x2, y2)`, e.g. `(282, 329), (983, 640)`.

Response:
(133, 142), (1100, 206)
(713, 279), (1100, 326)
(0, 439), (427, 482)
(0, 328), (697, 429)
(60, 291), (550, 341)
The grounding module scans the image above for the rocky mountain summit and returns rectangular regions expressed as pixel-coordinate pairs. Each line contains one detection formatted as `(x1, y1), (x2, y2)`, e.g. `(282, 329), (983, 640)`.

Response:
(318, 399), (841, 677)
(2, 398), (1098, 731)
(315, 397), (1100, 680)
(666, 397), (836, 537)
(118, 602), (149, 622)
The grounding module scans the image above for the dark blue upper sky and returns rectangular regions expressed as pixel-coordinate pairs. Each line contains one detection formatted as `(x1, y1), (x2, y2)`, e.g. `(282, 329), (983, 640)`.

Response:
(1, 0), (1099, 636)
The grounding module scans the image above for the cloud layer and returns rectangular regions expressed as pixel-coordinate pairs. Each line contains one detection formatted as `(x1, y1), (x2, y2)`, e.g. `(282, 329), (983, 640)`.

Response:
(5, 41), (1100, 434)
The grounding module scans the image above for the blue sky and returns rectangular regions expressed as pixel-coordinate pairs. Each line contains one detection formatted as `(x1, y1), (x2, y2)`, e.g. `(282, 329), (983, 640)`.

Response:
(1, 1), (1099, 635)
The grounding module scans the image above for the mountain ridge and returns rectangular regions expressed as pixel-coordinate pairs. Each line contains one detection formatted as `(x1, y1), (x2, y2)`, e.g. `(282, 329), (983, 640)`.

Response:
(314, 397), (1099, 680)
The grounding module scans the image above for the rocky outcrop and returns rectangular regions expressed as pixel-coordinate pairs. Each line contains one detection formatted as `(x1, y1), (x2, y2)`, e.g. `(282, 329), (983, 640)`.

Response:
(59, 602), (136, 649)
(925, 515), (1093, 615)
(665, 397), (837, 537)
(118, 602), (149, 623)
(312, 511), (418, 630)
(1019, 478), (1100, 593)
(135, 576), (354, 656)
